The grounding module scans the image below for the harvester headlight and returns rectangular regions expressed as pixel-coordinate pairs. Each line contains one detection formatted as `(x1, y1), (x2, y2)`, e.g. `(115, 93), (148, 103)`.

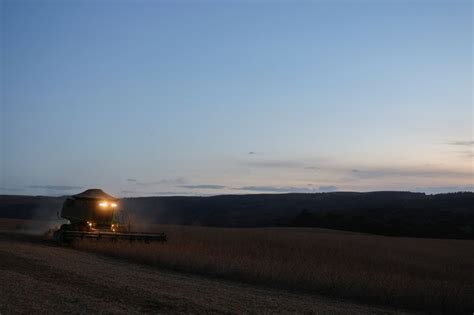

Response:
(99, 201), (109, 207)
(111, 203), (117, 208)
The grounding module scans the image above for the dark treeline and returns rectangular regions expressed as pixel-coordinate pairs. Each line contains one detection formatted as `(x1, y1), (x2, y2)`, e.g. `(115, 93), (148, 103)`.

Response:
(0, 195), (65, 220)
(0, 191), (473, 239)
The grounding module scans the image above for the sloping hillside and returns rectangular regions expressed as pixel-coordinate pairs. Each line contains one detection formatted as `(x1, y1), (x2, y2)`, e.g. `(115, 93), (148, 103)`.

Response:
(0, 192), (473, 238)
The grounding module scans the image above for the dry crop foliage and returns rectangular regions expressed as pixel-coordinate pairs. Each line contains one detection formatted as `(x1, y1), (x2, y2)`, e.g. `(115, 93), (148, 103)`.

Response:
(72, 225), (474, 313)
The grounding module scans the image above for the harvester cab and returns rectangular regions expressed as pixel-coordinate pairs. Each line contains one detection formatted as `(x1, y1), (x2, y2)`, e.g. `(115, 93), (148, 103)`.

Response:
(53, 189), (166, 243)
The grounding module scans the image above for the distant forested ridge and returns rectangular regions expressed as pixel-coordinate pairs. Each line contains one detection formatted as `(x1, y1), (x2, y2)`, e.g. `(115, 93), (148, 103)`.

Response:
(0, 191), (473, 239)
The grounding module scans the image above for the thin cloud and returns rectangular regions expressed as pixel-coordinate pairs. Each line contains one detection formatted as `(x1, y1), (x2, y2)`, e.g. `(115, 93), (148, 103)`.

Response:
(447, 141), (474, 146)
(136, 177), (186, 186)
(318, 185), (338, 192)
(241, 160), (306, 169)
(235, 186), (312, 193)
(148, 191), (197, 196)
(234, 185), (337, 193)
(0, 187), (25, 192)
(126, 178), (137, 182)
(305, 166), (319, 170)
(413, 186), (474, 194)
(455, 149), (474, 160)
(464, 151), (474, 158)
(179, 184), (226, 189)
(445, 141), (474, 160)
(349, 168), (471, 179)
(28, 185), (84, 191)
(248, 151), (256, 155)
(121, 190), (138, 194)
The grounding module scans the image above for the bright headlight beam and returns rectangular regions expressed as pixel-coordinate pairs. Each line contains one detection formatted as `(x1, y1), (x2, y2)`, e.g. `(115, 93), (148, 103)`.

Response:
(111, 203), (117, 208)
(99, 201), (108, 207)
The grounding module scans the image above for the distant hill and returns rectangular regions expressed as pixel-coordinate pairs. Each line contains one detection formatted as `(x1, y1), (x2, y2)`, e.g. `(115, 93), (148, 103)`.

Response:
(0, 195), (65, 220)
(0, 191), (473, 239)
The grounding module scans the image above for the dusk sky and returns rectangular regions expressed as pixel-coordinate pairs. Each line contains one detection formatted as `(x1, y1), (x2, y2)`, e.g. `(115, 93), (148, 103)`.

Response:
(1, 0), (472, 197)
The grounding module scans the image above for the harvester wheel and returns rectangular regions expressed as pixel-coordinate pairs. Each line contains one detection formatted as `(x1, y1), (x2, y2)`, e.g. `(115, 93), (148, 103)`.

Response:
(60, 224), (71, 231)
(53, 230), (64, 243)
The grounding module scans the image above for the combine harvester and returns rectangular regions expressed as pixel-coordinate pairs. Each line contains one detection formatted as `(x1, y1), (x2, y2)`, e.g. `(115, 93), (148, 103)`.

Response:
(53, 189), (166, 243)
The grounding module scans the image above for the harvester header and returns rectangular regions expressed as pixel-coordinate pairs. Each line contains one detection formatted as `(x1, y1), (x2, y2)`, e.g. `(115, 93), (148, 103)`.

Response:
(53, 189), (166, 243)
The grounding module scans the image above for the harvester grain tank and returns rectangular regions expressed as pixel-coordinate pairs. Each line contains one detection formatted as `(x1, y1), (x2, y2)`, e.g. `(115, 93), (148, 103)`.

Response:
(53, 189), (166, 243)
